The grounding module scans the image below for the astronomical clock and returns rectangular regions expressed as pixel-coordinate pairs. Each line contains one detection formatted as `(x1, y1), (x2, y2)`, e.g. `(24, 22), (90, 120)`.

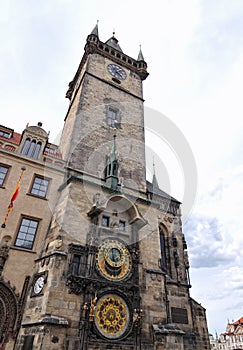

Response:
(67, 196), (144, 347)
(96, 239), (132, 281)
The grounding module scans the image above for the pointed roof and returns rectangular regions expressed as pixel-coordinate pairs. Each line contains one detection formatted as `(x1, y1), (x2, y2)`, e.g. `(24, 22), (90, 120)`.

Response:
(90, 22), (99, 37)
(152, 174), (159, 189)
(152, 159), (159, 189)
(137, 45), (145, 61)
(105, 34), (123, 52)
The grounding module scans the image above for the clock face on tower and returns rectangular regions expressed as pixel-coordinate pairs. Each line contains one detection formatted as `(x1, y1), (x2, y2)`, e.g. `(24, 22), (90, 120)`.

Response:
(95, 294), (130, 339)
(107, 64), (127, 80)
(96, 239), (131, 281)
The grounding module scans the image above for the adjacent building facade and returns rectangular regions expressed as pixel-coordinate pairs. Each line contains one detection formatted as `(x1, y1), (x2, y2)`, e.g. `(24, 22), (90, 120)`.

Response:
(0, 24), (210, 350)
(221, 317), (243, 350)
(209, 333), (227, 350)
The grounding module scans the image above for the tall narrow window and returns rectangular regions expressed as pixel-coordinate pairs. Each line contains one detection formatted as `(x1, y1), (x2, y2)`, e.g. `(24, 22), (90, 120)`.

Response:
(21, 138), (31, 155)
(30, 176), (49, 198)
(160, 227), (167, 270)
(106, 107), (120, 128)
(72, 255), (81, 275)
(15, 218), (39, 250)
(33, 142), (41, 159)
(28, 140), (36, 156)
(0, 165), (9, 186)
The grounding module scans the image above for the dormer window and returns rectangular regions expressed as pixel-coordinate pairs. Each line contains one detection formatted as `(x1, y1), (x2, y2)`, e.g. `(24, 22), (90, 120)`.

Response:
(21, 139), (42, 159)
(0, 126), (13, 139)
(0, 131), (10, 139)
(44, 147), (55, 154)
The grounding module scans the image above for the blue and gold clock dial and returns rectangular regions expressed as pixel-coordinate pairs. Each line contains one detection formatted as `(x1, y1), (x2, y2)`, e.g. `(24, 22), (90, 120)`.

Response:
(96, 240), (131, 281)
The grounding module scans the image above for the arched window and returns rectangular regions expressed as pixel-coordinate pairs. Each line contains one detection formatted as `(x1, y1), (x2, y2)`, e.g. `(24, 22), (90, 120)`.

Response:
(33, 142), (41, 159)
(27, 140), (36, 156)
(21, 138), (31, 155)
(159, 227), (167, 270)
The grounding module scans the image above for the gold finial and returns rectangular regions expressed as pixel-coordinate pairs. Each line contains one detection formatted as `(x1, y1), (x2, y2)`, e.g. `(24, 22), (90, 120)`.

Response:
(113, 29), (115, 36)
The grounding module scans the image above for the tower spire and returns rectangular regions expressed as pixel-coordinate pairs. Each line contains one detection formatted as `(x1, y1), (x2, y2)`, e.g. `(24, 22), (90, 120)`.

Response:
(137, 44), (145, 61)
(152, 157), (159, 189)
(90, 20), (99, 37)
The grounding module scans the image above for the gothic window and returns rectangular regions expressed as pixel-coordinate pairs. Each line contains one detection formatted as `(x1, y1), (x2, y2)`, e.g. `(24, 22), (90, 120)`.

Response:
(21, 139), (42, 159)
(72, 255), (81, 275)
(70, 254), (88, 277)
(0, 165), (9, 186)
(30, 176), (49, 198)
(106, 106), (120, 128)
(14, 218), (39, 250)
(159, 227), (167, 270)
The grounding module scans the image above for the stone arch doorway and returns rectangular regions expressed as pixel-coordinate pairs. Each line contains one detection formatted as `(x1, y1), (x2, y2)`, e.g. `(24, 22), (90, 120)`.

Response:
(0, 280), (18, 348)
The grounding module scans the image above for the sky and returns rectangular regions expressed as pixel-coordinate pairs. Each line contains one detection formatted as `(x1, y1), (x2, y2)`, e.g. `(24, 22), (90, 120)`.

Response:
(1, 0), (243, 335)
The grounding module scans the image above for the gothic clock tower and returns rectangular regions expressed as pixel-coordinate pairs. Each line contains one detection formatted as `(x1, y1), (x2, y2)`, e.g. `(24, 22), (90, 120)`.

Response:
(17, 24), (210, 350)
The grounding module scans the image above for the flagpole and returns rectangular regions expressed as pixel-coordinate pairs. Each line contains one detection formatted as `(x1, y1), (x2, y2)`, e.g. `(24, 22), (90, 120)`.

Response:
(1, 166), (26, 228)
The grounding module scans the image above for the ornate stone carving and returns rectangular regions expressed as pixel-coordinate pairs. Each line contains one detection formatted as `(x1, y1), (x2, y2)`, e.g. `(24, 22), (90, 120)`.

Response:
(0, 280), (18, 347)
(0, 244), (10, 275)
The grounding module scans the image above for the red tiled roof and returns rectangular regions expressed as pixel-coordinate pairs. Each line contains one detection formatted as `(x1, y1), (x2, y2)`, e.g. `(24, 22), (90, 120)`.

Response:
(0, 132), (22, 145)
(43, 151), (62, 159)
(233, 317), (243, 325)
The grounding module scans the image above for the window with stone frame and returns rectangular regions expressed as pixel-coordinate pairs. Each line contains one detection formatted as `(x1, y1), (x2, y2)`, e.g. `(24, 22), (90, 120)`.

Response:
(102, 215), (110, 227)
(0, 165), (9, 186)
(106, 106), (121, 128)
(14, 218), (39, 250)
(30, 175), (49, 198)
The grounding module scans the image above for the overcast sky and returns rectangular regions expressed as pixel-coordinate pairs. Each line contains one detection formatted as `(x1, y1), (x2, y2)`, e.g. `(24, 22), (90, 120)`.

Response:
(1, 0), (243, 335)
